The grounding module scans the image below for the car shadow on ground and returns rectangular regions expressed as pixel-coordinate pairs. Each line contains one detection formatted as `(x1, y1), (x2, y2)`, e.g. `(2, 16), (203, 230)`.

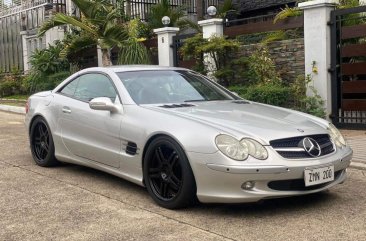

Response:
(193, 192), (336, 214)
(55, 162), (339, 217)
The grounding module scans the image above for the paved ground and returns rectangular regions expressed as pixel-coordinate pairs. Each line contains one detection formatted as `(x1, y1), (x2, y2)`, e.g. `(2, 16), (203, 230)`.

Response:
(1, 110), (366, 241)
(341, 130), (366, 169)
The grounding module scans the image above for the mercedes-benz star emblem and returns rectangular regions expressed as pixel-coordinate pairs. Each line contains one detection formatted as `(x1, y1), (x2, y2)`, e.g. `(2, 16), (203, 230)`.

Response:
(302, 137), (322, 157)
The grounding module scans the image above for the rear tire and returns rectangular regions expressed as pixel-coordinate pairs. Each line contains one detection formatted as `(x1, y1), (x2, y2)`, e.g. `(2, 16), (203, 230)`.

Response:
(30, 117), (58, 167)
(143, 136), (196, 209)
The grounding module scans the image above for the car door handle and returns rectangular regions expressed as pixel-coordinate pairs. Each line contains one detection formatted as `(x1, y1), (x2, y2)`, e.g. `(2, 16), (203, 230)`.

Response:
(62, 107), (71, 114)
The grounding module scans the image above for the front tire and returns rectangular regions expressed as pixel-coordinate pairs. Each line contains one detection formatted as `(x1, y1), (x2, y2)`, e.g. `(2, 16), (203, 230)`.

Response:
(143, 136), (196, 209)
(30, 117), (58, 167)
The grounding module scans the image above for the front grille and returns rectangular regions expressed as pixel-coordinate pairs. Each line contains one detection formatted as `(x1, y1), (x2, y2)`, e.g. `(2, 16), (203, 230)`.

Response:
(270, 134), (335, 159)
(268, 171), (343, 191)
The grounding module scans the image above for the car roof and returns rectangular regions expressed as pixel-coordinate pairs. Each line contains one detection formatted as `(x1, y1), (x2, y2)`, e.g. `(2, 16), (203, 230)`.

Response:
(85, 65), (189, 73)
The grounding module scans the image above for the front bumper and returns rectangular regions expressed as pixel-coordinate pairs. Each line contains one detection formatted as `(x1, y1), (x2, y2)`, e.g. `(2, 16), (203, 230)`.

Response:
(187, 147), (353, 203)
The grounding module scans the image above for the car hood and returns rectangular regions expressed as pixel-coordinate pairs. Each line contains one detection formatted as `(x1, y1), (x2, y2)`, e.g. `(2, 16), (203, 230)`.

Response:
(144, 100), (329, 144)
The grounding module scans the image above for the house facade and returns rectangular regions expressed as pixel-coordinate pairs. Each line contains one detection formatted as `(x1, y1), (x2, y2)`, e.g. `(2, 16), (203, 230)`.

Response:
(0, 0), (68, 72)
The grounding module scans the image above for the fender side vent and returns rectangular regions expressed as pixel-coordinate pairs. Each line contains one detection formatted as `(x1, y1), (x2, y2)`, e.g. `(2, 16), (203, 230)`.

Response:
(126, 142), (137, 155)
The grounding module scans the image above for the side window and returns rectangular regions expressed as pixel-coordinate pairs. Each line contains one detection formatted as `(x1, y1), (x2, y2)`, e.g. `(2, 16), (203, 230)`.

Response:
(59, 77), (80, 97)
(74, 74), (117, 102)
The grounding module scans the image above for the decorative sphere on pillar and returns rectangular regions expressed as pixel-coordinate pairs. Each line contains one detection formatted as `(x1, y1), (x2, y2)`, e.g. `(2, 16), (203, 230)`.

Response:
(207, 6), (217, 17)
(162, 16), (171, 27)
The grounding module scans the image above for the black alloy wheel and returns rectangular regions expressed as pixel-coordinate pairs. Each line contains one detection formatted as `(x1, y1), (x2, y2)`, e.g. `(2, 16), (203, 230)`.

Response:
(144, 136), (196, 209)
(30, 117), (58, 167)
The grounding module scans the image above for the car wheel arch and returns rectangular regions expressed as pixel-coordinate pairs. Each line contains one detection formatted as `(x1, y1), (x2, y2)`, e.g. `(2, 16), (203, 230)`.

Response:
(141, 133), (197, 185)
(29, 114), (47, 135)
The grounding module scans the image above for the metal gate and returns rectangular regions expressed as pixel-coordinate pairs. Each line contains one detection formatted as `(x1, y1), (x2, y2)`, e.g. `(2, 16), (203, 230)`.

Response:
(330, 6), (366, 129)
(172, 33), (196, 68)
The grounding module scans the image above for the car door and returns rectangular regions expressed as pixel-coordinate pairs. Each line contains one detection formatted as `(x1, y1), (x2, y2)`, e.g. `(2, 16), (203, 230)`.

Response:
(56, 72), (122, 168)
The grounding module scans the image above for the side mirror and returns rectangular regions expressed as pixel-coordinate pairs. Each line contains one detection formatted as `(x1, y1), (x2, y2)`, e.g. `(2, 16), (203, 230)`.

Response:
(89, 97), (119, 113)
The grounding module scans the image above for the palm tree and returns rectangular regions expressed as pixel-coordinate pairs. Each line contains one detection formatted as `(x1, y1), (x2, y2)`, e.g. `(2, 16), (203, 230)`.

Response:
(39, 0), (129, 66)
(118, 19), (151, 65)
(147, 0), (184, 29)
(147, 0), (202, 33)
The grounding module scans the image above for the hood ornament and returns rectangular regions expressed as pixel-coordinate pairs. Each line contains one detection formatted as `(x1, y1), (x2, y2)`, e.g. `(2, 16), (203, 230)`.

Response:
(297, 128), (305, 133)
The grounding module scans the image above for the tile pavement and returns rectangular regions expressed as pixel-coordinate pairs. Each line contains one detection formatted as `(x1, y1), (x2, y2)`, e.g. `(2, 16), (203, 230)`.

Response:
(341, 130), (366, 170)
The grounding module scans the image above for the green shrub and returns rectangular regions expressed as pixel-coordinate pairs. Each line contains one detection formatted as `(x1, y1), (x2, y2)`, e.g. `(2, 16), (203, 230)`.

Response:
(246, 46), (282, 85)
(229, 83), (291, 107)
(229, 81), (325, 118)
(228, 85), (249, 97)
(23, 41), (71, 94)
(47, 71), (70, 87)
(0, 69), (25, 97)
(23, 71), (70, 93)
(180, 34), (240, 86)
(290, 74), (326, 118)
(0, 80), (19, 97)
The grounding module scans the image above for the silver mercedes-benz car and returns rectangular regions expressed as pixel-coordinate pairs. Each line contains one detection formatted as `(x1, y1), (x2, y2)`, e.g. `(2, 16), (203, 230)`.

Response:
(25, 66), (352, 209)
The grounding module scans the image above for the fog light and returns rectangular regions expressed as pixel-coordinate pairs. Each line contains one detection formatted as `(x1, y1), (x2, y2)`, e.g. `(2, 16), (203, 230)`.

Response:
(241, 181), (255, 190)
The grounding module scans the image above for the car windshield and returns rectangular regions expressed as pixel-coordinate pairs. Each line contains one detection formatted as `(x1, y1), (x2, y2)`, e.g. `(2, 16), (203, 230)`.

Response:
(117, 70), (237, 104)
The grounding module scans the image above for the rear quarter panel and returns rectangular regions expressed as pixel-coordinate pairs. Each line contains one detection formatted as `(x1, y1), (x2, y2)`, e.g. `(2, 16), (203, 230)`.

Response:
(25, 91), (57, 136)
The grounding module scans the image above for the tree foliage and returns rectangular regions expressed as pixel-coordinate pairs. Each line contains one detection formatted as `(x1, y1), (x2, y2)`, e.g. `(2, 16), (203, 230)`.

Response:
(147, 0), (184, 29)
(273, 5), (302, 24)
(180, 34), (240, 86)
(29, 42), (69, 75)
(118, 19), (150, 64)
(274, 0), (361, 24)
(217, 0), (237, 18)
(39, 0), (150, 66)
(25, 41), (70, 93)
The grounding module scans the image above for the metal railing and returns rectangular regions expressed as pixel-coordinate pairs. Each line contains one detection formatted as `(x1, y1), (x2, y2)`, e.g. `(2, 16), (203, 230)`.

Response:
(0, 0), (51, 17)
(128, 0), (219, 21)
(330, 5), (366, 129)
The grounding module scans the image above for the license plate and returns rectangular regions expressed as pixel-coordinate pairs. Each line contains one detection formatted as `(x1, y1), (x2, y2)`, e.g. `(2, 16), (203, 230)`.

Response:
(304, 166), (334, 187)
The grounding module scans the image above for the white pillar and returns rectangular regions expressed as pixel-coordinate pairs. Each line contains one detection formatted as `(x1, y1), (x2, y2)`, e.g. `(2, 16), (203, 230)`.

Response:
(198, 18), (223, 78)
(299, 0), (339, 117)
(153, 27), (180, 67)
(20, 31), (29, 72)
(97, 45), (103, 67)
(45, 27), (65, 46)
(198, 18), (224, 39)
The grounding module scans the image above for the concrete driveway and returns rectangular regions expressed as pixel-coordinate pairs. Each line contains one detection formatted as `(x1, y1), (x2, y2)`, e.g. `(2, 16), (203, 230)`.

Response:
(1, 111), (366, 241)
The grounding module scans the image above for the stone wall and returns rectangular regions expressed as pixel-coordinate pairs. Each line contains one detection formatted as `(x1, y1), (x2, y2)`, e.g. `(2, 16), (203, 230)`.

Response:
(238, 38), (305, 83)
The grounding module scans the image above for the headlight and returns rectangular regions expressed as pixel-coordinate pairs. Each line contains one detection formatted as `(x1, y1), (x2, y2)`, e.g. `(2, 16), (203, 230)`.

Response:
(215, 135), (248, 160)
(240, 138), (268, 160)
(215, 134), (268, 161)
(328, 123), (346, 148)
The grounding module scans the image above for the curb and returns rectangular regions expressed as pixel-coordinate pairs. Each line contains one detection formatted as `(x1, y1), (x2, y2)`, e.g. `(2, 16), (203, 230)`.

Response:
(0, 104), (26, 114)
(0, 98), (26, 102)
(350, 162), (366, 171)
